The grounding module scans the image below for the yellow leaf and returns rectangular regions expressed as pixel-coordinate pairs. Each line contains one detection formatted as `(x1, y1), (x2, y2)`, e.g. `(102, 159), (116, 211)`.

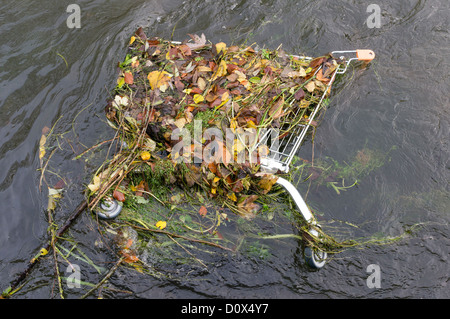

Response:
(141, 151), (151, 161)
(174, 117), (187, 129)
(129, 36), (136, 45)
(215, 42), (227, 54)
(40, 248), (48, 256)
(88, 175), (101, 193)
(197, 66), (212, 72)
(147, 70), (171, 90)
(117, 76), (125, 88)
(156, 221), (167, 230)
(247, 120), (257, 129)
(304, 81), (315, 93)
(221, 91), (229, 102)
(234, 139), (245, 153)
(211, 187), (216, 195)
(218, 59), (227, 76)
(230, 118), (237, 132)
(47, 187), (63, 211)
(193, 94), (204, 104)
(39, 134), (46, 160)
(227, 192), (237, 202)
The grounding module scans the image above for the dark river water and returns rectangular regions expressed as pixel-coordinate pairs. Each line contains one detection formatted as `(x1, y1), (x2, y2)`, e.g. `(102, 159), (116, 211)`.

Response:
(0, 0), (449, 299)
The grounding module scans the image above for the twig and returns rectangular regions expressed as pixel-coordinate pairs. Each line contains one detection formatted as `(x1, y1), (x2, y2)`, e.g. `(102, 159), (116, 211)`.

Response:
(5, 200), (88, 298)
(72, 137), (118, 160)
(125, 222), (233, 252)
(167, 235), (207, 269)
(80, 257), (124, 299)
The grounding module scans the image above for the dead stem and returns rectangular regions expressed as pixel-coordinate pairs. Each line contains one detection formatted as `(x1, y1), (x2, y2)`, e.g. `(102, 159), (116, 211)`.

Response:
(80, 257), (124, 299)
(125, 222), (234, 252)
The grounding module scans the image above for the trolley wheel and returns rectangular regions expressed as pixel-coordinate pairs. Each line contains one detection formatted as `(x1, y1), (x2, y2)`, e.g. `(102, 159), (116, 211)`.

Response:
(304, 246), (327, 269)
(95, 198), (123, 220)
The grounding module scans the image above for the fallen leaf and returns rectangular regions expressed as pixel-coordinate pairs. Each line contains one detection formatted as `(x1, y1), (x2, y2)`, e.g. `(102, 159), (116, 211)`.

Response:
(193, 94), (204, 104)
(227, 192), (237, 202)
(156, 221), (167, 230)
(39, 134), (46, 160)
(197, 77), (206, 90)
(179, 44), (192, 56)
(186, 33), (207, 50)
(47, 187), (63, 211)
(113, 190), (126, 202)
(249, 76), (261, 84)
(257, 174), (278, 194)
(141, 151), (151, 161)
(199, 205), (207, 217)
(88, 175), (102, 193)
(237, 194), (260, 217)
(215, 42), (227, 53)
(197, 65), (212, 72)
(316, 68), (330, 83)
(309, 56), (325, 68)
(212, 59), (227, 80)
(131, 58), (139, 68)
(112, 95), (129, 108)
(269, 97), (285, 119)
(294, 88), (305, 101)
(148, 70), (171, 90)
(304, 81), (315, 93)
(247, 120), (257, 129)
(174, 117), (187, 129)
(117, 76), (125, 88)
(124, 71), (133, 84)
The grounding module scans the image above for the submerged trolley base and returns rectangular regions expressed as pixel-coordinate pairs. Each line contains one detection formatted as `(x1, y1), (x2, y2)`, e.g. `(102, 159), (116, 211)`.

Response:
(259, 50), (375, 268)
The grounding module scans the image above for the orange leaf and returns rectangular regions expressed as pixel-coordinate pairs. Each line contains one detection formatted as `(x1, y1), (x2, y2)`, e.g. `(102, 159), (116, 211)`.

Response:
(124, 71), (134, 84)
(199, 205), (207, 217)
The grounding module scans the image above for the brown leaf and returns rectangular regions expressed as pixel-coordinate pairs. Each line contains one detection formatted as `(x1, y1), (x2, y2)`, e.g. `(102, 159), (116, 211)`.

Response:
(113, 190), (126, 202)
(294, 88), (305, 101)
(179, 44), (192, 56)
(237, 194), (260, 218)
(186, 33), (207, 50)
(231, 180), (244, 193)
(135, 180), (147, 197)
(257, 174), (278, 194)
(134, 27), (147, 40)
(269, 97), (285, 119)
(226, 73), (238, 82)
(315, 68), (330, 83)
(308, 56), (325, 68)
(174, 76), (185, 91)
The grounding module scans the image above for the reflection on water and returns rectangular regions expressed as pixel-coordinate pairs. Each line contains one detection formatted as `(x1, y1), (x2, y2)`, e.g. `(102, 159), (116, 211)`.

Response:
(0, 0), (448, 298)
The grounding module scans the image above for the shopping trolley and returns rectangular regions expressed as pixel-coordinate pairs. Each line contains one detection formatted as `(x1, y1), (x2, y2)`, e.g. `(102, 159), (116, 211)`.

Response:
(96, 43), (375, 269)
(256, 50), (375, 268)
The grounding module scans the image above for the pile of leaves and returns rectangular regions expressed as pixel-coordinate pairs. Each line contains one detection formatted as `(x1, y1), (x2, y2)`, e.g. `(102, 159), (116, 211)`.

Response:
(89, 27), (344, 217)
